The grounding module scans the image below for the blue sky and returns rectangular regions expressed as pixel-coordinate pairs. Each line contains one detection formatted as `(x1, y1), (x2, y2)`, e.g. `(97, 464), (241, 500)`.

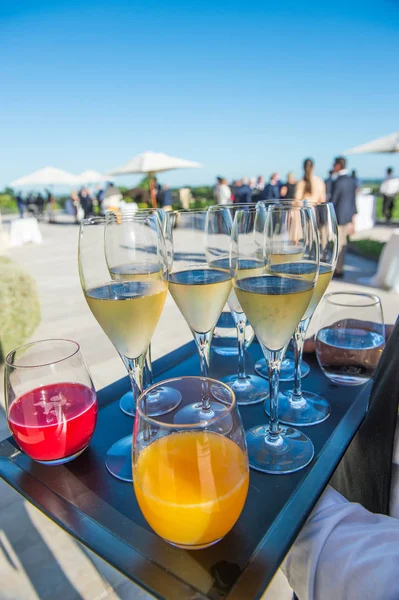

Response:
(1, 0), (399, 189)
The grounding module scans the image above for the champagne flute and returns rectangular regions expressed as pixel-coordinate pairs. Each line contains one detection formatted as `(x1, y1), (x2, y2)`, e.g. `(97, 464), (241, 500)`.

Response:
(206, 204), (269, 405)
(231, 204), (319, 474)
(169, 210), (232, 423)
(78, 215), (168, 481)
(106, 208), (180, 417)
(273, 202), (338, 425)
(254, 201), (311, 382)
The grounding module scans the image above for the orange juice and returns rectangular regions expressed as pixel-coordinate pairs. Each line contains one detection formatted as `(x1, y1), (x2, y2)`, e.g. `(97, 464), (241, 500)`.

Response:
(134, 431), (249, 548)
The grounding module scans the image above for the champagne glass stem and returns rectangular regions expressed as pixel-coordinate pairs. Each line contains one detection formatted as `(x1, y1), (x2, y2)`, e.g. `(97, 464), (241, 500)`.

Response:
(236, 317), (247, 380)
(193, 331), (213, 413)
(121, 354), (145, 405)
(193, 331), (212, 379)
(264, 348), (284, 443)
(145, 344), (154, 387)
(292, 318), (311, 405)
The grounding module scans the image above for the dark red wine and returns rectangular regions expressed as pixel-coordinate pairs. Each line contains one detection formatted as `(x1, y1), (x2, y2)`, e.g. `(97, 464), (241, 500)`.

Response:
(8, 382), (97, 462)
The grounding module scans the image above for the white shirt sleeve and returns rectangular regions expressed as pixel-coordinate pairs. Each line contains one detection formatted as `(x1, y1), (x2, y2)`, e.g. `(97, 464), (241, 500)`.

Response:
(282, 486), (399, 600)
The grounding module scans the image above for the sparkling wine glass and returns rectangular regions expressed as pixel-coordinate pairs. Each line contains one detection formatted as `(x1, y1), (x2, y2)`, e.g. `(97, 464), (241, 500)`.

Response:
(231, 204), (319, 473)
(169, 210), (232, 423)
(316, 292), (385, 385)
(79, 215), (168, 481)
(254, 201), (311, 383)
(273, 202), (338, 425)
(207, 204), (269, 405)
(5, 339), (97, 465)
(106, 208), (180, 417)
(133, 376), (249, 549)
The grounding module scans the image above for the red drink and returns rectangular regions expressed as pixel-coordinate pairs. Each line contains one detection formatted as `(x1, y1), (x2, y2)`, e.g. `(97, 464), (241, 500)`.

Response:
(8, 382), (97, 463)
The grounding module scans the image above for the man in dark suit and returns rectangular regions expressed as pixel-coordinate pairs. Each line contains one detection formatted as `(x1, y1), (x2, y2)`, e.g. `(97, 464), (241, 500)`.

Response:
(234, 178), (252, 203)
(259, 172), (281, 200)
(330, 156), (357, 277)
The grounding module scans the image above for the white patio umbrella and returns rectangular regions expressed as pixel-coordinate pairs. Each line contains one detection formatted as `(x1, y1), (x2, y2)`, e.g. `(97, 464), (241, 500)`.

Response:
(345, 131), (399, 154)
(10, 166), (79, 188)
(108, 151), (202, 207)
(77, 170), (109, 185)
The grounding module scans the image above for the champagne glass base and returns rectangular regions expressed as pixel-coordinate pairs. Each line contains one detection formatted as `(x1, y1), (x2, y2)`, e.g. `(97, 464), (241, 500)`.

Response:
(105, 435), (133, 482)
(268, 391), (331, 426)
(245, 424), (314, 474)
(222, 374), (269, 406)
(254, 356), (310, 382)
(174, 401), (233, 434)
(213, 345), (238, 356)
(120, 391), (135, 417)
(120, 387), (182, 418)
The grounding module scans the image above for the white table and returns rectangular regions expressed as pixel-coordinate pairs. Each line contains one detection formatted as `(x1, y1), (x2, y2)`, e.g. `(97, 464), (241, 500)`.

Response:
(9, 218), (42, 247)
(354, 192), (375, 233)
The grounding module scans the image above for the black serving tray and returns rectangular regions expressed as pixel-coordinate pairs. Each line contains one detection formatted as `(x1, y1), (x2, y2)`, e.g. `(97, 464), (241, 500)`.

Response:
(0, 339), (370, 600)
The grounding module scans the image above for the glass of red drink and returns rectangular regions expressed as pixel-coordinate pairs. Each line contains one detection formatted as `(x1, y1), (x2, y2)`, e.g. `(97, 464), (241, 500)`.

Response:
(5, 339), (98, 465)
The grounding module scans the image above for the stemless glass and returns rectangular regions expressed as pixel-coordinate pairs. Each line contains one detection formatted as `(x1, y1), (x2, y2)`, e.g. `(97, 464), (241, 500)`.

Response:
(5, 339), (97, 465)
(133, 376), (249, 549)
(169, 210), (232, 423)
(206, 204), (269, 405)
(105, 209), (181, 417)
(79, 214), (168, 481)
(272, 202), (338, 426)
(316, 292), (385, 385)
(231, 205), (319, 474)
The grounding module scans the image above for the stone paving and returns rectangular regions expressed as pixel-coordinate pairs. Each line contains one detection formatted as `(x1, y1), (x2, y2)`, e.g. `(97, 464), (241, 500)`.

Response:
(0, 215), (397, 599)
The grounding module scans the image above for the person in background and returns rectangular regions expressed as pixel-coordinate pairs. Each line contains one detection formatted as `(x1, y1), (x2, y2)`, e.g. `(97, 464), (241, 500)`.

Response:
(214, 176), (222, 202)
(215, 177), (231, 205)
(158, 183), (173, 211)
(37, 191), (45, 220)
(103, 182), (122, 213)
(96, 185), (105, 215)
(214, 176), (231, 205)
(351, 169), (360, 191)
(280, 172), (296, 199)
(16, 191), (25, 218)
(255, 175), (265, 193)
(295, 158), (326, 205)
(325, 169), (334, 201)
(70, 190), (80, 223)
(380, 167), (399, 223)
(79, 187), (91, 219)
(234, 178), (252, 203)
(44, 188), (56, 223)
(330, 156), (357, 278)
(249, 177), (256, 190)
(260, 172), (281, 200)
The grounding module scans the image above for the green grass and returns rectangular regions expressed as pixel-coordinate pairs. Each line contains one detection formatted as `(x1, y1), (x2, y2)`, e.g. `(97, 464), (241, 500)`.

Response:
(348, 239), (385, 261)
(0, 257), (41, 362)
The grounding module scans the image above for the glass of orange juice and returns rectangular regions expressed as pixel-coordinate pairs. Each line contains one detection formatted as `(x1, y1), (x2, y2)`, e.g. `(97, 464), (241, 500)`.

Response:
(133, 376), (249, 550)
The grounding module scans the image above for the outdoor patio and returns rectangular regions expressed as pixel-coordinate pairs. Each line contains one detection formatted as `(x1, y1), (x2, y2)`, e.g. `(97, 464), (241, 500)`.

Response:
(0, 216), (398, 600)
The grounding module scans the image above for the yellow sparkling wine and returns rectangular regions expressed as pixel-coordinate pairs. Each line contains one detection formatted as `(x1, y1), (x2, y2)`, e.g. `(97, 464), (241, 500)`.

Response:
(234, 275), (314, 350)
(134, 431), (249, 547)
(304, 263), (333, 319)
(85, 280), (167, 358)
(169, 268), (231, 333)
